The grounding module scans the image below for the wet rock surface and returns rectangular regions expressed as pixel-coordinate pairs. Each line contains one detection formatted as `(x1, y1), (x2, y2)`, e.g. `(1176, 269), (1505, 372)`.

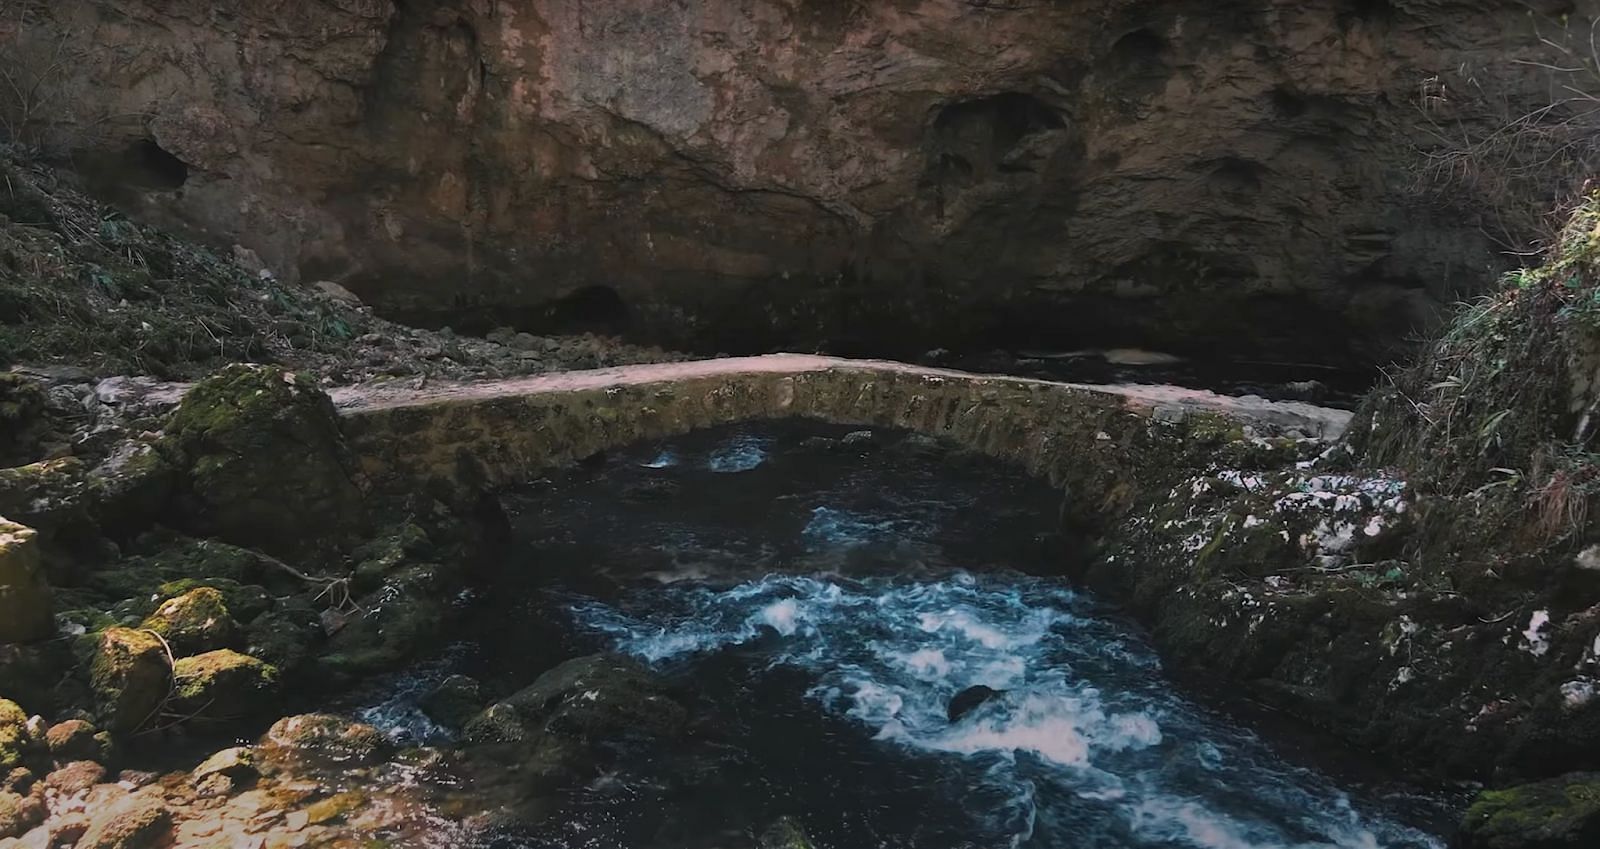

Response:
(1458, 773), (1600, 849)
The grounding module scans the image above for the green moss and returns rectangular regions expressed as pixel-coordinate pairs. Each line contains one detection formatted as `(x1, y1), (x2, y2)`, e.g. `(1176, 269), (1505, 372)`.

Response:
(170, 649), (279, 719)
(1462, 773), (1600, 848)
(159, 364), (367, 555)
(89, 537), (278, 606)
(140, 587), (239, 655)
(88, 627), (171, 734)
(0, 697), (30, 770)
(0, 372), (48, 466)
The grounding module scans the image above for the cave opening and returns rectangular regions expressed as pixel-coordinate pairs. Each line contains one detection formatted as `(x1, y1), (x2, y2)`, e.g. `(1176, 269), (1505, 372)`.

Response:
(1111, 27), (1168, 65)
(934, 91), (1065, 152)
(117, 139), (190, 190)
(545, 284), (629, 332)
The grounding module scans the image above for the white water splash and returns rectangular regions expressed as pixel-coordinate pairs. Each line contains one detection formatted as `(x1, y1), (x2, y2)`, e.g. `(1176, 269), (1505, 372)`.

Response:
(568, 572), (1444, 849)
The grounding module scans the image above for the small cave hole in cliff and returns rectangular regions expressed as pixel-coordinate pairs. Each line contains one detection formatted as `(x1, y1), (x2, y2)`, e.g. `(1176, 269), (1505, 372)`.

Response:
(1111, 27), (1168, 67)
(933, 92), (1065, 154)
(544, 284), (629, 332)
(74, 139), (190, 206)
(1344, 0), (1395, 22)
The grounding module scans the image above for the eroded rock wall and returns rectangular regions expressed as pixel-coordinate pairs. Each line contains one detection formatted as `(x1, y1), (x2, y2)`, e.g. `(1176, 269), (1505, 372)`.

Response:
(10, 0), (1591, 362)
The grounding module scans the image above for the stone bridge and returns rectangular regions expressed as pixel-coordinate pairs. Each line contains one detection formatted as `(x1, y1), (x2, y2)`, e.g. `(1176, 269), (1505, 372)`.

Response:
(333, 355), (1351, 515)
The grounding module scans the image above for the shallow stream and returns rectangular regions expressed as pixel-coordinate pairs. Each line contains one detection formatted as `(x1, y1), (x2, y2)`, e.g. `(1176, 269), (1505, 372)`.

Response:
(359, 422), (1450, 848)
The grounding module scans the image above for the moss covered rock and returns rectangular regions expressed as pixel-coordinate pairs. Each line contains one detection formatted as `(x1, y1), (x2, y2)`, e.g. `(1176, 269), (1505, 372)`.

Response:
(160, 364), (366, 555)
(0, 519), (53, 643)
(0, 372), (48, 468)
(1460, 772), (1600, 849)
(91, 537), (275, 602)
(170, 649), (277, 719)
(89, 627), (171, 734)
(759, 817), (818, 849)
(45, 719), (108, 763)
(0, 698), (38, 771)
(487, 654), (688, 745)
(242, 604), (322, 674)
(421, 674), (484, 730)
(0, 458), (91, 538)
(139, 587), (239, 655)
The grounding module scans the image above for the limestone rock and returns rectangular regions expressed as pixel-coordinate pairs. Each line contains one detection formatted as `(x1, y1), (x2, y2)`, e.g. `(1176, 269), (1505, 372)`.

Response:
(1459, 773), (1600, 849)
(259, 714), (389, 767)
(0, 520), (53, 644)
(139, 587), (239, 655)
(169, 650), (278, 719)
(0, 788), (45, 840)
(16, 1), (1585, 368)
(88, 628), (171, 734)
(159, 364), (366, 555)
(43, 760), (105, 795)
(190, 746), (256, 784)
(44, 720), (107, 763)
(73, 792), (170, 849)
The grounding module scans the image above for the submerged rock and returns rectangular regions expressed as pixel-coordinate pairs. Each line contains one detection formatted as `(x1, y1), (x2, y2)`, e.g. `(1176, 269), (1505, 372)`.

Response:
(259, 714), (390, 767)
(947, 685), (1003, 724)
(0, 519), (53, 643)
(88, 628), (170, 734)
(1459, 772), (1600, 849)
(495, 653), (688, 744)
(759, 816), (818, 849)
(464, 654), (688, 789)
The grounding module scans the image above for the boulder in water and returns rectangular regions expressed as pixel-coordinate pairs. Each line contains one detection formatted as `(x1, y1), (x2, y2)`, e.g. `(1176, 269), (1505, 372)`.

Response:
(948, 685), (1003, 723)
(496, 653), (688, 744)
(1459, 772), (1600, 849)
(759, 816), (817, 849)
(421, 674), (484, 730)
(259, 713), (390, 767)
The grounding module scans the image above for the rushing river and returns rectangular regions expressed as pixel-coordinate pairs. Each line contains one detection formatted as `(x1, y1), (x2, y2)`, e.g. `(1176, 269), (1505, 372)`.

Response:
(361, 422), (1449, 849)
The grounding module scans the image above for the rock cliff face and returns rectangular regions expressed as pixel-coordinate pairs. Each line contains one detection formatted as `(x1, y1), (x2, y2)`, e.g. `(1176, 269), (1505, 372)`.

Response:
(8, 0), (1591, 362)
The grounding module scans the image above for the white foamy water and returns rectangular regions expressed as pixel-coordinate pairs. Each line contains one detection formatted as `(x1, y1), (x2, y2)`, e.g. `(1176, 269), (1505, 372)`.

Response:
(568, 572), (1444, 849)
(706, 435), (769, 472)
